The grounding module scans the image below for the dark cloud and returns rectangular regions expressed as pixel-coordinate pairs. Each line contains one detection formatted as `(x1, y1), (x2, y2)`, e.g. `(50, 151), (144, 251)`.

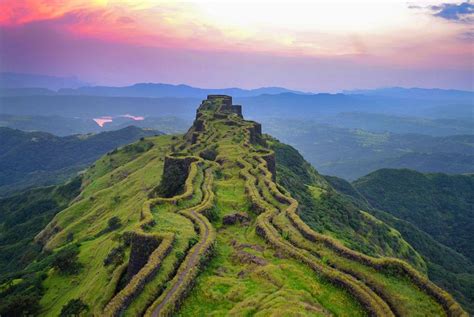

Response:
(431, 2), (473, 22)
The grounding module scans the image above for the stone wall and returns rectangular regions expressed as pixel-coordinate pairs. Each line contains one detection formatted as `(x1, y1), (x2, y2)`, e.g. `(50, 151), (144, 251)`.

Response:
(262, 152), (276, 181)
(207, 95), (232, 107)
(155, 155), (198, 197)
(248, 122), (263, 145)
(125, 233), (161, 282)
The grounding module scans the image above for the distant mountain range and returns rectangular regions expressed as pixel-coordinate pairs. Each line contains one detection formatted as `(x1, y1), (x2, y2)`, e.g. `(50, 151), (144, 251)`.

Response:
(2, 91), (472, 121)
(343, 87), (474, 101)
(0, 72), (89, 90)
(0, 72), (306, 97)
(0, 114), (190, 136)
(2, 72), (473, 101)
(57, 83), (306, 98)
(264, 118), (474, 180)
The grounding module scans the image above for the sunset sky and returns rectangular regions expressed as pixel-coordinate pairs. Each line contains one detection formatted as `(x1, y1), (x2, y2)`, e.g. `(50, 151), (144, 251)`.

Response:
(0, 0), (472, 91)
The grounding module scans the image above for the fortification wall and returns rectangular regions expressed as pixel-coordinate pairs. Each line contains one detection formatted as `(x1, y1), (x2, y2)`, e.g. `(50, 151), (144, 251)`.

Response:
(125, 233), (161, 282)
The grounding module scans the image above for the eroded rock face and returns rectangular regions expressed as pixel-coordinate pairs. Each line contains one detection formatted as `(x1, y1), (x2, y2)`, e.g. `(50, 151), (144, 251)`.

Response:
(222, 212), (250, 225)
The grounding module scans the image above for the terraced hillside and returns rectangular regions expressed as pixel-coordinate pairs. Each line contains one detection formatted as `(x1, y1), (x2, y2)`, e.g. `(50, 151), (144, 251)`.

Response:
(1, 95), (467, 316)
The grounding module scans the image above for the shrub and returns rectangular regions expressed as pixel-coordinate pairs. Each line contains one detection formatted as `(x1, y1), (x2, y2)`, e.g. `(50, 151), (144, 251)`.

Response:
(0, 293), (41, 316)
(188, 237), (199, 248)
(176, 251), (185, 261)
(103, 246), (125, 267)
(52, 245), (82, 274)
(200, 148), (218, 161)
(59, 299), (89, 317)
(108, 217), (122, 231)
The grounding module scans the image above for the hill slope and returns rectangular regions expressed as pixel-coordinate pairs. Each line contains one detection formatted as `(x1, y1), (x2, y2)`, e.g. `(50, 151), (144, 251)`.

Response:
(0, 126), (162, 196)
(0, 96), (466, 316)
(353, 169), (474, 262)
(325, 174), (474, 313)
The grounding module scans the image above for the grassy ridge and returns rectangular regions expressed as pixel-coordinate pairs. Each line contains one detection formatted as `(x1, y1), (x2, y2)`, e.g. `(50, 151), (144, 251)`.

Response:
(1, 95), (467, 316)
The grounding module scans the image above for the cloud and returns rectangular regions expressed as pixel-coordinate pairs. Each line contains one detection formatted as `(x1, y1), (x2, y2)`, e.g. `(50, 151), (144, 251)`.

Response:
(459, 30), (474, 40)
(116, 16), (134, 24)
(431, 2), (474, 22)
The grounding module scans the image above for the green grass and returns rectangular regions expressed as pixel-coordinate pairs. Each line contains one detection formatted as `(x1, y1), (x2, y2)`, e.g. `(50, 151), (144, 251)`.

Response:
(37, 136), (175, 315)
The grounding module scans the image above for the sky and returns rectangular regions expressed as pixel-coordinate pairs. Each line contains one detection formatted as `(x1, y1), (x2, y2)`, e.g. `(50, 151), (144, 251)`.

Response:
(0, 0), (472, 92)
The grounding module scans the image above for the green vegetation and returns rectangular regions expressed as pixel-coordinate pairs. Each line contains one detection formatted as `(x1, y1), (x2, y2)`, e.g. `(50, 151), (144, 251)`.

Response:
(324, 169), (473, 313)
(0, 126), (161, 196)
(0, 95), (467, 316)
(271, 139), (425, 268)
(59, 298), (89, 316)
(0, 177), (81, 279)
(354, 169), (473, 262)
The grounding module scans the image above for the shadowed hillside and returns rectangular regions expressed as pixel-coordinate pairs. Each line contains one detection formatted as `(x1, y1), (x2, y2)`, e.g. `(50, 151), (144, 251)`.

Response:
(0, 126), (162, 196)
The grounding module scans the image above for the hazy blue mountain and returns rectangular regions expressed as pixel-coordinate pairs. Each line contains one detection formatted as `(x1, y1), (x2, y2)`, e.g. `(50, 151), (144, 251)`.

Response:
(0, 88), (56, 97)
(237, 92), (473, 119)
(263, 118), (474, 180)
(58, 83), (305, 98)
(343, 87), (474, 101)
(0, 114), (100, 136)
(0, 126), (162, 196)
(0, 72), (89, 90)
(0, 114), (190, 136)
(329, 112), (473, 136)
(2, 89), (472, 121)
(0, 95), (200, 119)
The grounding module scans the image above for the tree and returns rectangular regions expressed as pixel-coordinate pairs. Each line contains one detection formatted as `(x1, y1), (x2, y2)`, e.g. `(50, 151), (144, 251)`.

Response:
(60, 298), (88, 316)
(107, 216), (122, 231)
(52, 245), (81, 274)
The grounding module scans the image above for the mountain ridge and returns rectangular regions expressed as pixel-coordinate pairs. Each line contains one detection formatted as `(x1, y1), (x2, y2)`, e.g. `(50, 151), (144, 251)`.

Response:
(0, 95), (466, 316)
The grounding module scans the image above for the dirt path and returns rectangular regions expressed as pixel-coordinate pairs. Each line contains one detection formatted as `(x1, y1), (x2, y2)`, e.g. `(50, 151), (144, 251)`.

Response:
(150, 209), (210, 317)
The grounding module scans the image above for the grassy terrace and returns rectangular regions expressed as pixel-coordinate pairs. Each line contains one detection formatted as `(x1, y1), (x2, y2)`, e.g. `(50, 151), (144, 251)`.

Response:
(28, 95), (467, 316)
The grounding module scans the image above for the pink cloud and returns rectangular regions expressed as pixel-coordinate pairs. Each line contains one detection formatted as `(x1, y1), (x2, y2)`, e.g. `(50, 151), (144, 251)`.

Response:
(93, 116), (113, 127)
(0, 2), (472, 91)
